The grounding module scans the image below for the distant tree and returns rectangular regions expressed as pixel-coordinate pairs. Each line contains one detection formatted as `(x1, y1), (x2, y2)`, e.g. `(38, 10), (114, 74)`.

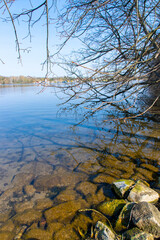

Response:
(1, 0), (160, 121)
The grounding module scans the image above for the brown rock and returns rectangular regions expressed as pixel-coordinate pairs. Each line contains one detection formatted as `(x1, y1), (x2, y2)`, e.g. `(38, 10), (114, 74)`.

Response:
(53, 224), (80, 240)
(34, 169), (87, 191)
(55, 189), (80, 202)
(14, 200), (34, 213)
(0, 220), (15, 232)
(11, 173), (34, 187)
(23, 228), (52, 240)
(13, 209), (42, 225)
(92, 173), (117, 184)
(0, 231), (14, 240)
(76, 181), (97, 196)
(23, 185), (36, 197)
(45, 199), (88, 223)
(47, 222), (65, 235)
(34, 198), (53, 211)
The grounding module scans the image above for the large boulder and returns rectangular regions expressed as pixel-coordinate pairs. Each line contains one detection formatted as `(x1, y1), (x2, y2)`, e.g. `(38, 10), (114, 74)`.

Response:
(127, 181), (159, 203)
(131, 202), (160, 238)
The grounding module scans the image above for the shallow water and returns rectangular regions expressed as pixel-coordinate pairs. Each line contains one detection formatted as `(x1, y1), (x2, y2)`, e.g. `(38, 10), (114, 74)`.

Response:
(0, 84), (159, 238)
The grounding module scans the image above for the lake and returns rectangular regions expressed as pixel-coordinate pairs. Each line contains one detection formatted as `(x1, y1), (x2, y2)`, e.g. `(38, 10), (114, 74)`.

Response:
(0, 84), (159, 238)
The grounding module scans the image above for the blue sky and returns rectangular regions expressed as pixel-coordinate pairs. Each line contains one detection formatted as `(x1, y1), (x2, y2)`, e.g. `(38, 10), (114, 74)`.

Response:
(0, 0), (79, 77)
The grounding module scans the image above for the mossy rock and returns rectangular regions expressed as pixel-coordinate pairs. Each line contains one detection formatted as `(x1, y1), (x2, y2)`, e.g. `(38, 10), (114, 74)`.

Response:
(127, 181), (159, 203)
(114, 202), (135, 232)
(97, 199), (126, 217)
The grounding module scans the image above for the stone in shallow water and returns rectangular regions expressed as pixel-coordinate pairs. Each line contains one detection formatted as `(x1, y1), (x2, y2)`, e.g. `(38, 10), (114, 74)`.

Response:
(11, 173), (34, 187)
(92, 173), (117, 184)
(97, 199), (126, 217)
(0, 219), (15, 232)
(127, 181), (159, 203)
(131, 202), (160, 238)
(94, 221), (115, 240)
(115, 202), (135, 232)
(13, 209), (42, 225)
(23, 184), (36, 197)
(47, 222), (65, 235)
(23, 228), (52, 240)
(112, 179), (135, 198)
(53, 224), (80, 240)
(14, 200), (34, 213)
(44, 199), (88, 223)
(55, 188), (80, 202)
(0, 231), (14, 240)
(123, 227), (154, 240)
(76, 181), (97, 196)
(34, 198), (53, 211)
(34, 168), (87, 191)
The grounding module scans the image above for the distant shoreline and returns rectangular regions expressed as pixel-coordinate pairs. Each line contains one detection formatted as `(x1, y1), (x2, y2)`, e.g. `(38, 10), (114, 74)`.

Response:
(0, 76), (74, 84)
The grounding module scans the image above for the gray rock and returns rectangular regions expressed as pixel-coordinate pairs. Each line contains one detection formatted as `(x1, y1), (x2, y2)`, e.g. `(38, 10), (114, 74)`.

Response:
(123, 227), (154, 240)
(132, 202), (160, 238)
(127, 181), (159, 203)
(94, 221), (115, 240)
(112, 179), (135, 198)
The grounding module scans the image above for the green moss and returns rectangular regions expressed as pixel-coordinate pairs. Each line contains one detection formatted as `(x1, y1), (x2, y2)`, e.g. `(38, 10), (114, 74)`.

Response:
(97, 199), (126, 217)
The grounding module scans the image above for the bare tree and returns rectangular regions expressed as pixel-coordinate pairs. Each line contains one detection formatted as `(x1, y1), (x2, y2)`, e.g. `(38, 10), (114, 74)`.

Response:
(55, 0), (160, 121)
(1, 0), (160, 121)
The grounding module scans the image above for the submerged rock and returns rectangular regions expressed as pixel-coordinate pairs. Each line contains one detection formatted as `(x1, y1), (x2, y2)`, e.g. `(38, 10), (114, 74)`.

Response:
(34, 198), (53, 211)
(13, 209), (42, 225)
(123, 227), (154, 240)
(23, 184), (36, 197)
(112, 179), (135, 198)
(131, 202), (160, 238)
(115, 202), (135, 232)
(53, 224), (80, 240)
(23, 228), (52, 240)
(0, 231), (14, 240)
(44, 199), (88, 223)
(94, 221), (115, 240)
(127, 181), (159, 203)
(97, 199), (126, 217)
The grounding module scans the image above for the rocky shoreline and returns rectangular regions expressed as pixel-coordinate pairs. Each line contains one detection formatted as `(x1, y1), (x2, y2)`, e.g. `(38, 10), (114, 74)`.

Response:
(0, 173), (159, 239)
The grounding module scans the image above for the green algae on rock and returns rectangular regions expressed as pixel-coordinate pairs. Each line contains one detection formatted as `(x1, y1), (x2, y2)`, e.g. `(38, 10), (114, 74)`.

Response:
(114, 202), (135, 232)
(123, 227), (154, 240)
(97, 199), (126, 217)
(112, 179), (135, 198)
(127, 181), (159, 203)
